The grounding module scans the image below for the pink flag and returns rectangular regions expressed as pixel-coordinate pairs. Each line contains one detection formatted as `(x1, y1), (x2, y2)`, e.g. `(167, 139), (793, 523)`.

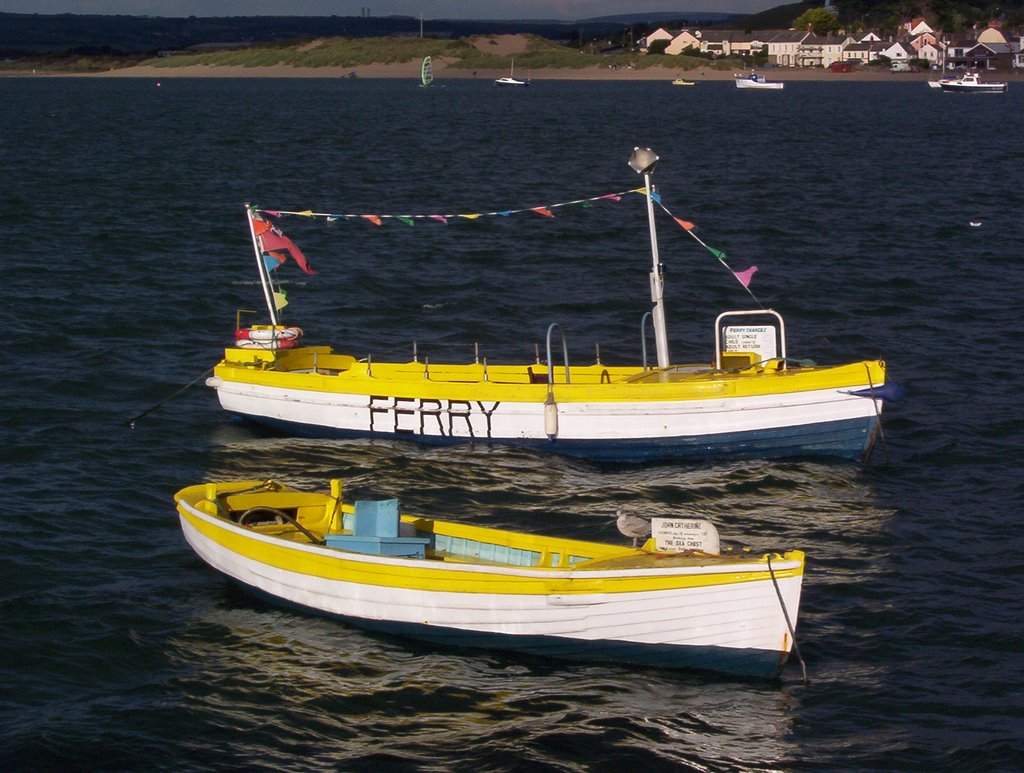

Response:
(734, 265), (758, 288)
(430, 215), (448, 224)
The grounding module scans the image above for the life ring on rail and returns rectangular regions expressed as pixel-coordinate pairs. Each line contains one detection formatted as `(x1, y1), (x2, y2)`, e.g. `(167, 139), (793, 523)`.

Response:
(234, 337), (301, 350)
(233, 326), (303, 350)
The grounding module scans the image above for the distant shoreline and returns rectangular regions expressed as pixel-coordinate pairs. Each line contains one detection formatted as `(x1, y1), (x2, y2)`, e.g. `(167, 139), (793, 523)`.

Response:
(4, 61), (1019, 82)
(5, 32), (1022, 83)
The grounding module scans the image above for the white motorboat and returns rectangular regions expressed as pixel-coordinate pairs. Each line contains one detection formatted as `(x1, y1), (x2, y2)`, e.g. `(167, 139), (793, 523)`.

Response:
(735, 72), (783, 90)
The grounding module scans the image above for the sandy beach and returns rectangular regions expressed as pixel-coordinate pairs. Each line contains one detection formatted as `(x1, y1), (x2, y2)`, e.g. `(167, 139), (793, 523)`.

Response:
(5, 34), (1020, 82)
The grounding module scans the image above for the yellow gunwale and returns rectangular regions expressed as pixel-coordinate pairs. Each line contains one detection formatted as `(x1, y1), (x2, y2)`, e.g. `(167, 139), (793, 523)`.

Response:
(175, 481), (805, 596)
(214, 346), (885, 404)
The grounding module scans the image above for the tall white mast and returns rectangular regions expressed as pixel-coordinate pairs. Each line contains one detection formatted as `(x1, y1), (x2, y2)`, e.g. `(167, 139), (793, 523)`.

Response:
(629, 147), (670, 368)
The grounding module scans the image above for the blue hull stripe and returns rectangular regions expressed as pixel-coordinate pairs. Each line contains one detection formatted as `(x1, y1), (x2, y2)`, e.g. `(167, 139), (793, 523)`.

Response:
(231, 413), (878, 463)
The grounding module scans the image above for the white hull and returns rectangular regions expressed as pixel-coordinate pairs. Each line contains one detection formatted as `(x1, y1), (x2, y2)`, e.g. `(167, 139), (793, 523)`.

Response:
(210, 376), (882, 460)
(736, 79), (783, 90)
(178, 501), (802, 675)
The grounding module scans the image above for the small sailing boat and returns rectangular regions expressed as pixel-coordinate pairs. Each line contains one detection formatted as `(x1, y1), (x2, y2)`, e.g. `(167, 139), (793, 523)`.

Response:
(495, 58), (529, 86)
(420, 56), (433, 87)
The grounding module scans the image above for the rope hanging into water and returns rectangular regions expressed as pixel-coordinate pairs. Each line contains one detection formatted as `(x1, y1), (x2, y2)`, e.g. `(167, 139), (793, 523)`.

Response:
(767, 552), (809, 686)
(864, 362), (889, 464)
(126, 365), (216, 427)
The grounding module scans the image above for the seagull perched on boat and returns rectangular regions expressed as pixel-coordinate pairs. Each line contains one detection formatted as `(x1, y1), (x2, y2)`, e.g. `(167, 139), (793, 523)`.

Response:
(616, 509), (651, 547)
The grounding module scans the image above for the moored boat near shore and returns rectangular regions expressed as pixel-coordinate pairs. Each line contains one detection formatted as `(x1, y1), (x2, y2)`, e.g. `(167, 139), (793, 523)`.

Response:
(939, 72), (1007, 93)
(495, 58), (529, 86)
(175, 478), (806, 679)
(735, 71), (783, 89)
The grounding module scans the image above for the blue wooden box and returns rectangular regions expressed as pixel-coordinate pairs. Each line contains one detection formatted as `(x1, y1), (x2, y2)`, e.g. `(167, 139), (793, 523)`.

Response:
(324, 499), (429, 558)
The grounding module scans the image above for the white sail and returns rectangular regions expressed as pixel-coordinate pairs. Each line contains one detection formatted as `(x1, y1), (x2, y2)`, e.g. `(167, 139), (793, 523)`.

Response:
(420, 56), (433, 87)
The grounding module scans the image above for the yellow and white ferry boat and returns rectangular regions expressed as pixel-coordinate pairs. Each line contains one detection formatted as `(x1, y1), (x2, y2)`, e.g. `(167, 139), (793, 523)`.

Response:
(175, 478), (806, 679)
(208, 148), (896, 463)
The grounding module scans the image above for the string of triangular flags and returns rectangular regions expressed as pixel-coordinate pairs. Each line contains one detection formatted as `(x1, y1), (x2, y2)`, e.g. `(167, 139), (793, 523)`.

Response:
(254, 189), (636, 225)
(646, 191), (762, 307)
(250, 186), (763, 303)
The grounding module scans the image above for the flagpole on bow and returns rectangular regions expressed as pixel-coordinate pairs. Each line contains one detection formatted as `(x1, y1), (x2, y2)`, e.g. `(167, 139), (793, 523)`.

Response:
(245, 205), (280, 327)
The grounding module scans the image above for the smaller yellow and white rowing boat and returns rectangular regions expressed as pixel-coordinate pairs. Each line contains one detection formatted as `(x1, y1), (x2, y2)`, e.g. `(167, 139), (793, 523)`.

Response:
(175, 479), (806, 679)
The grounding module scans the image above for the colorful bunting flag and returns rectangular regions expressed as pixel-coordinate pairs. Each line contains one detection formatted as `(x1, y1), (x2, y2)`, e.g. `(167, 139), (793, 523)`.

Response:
(273, 289), (288, 310)
(733, 266), (758, 288)
(263, 252), (285, 272)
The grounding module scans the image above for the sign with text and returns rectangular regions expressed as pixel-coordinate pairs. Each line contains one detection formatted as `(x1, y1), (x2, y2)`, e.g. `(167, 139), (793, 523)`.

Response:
(723, 325), (777, 360)
(652, 518), (720, 554)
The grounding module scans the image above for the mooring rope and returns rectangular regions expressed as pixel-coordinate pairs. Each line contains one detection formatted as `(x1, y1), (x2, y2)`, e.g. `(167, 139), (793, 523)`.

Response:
(767, 552), (809, 686)
(126, 365), (216, 428)
(864, 362), (888, 463)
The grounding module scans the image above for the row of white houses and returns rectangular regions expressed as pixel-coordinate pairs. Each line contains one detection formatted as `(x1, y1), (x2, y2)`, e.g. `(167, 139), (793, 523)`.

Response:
(642, 18), (1024, 70)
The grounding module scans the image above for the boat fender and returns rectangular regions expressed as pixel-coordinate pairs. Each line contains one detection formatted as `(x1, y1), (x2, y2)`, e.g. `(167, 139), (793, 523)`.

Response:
(544, 391), (558, 441)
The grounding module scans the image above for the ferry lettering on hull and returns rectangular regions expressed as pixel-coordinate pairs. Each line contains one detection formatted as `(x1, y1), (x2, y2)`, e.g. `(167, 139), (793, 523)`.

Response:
(369, 396), (501, 437)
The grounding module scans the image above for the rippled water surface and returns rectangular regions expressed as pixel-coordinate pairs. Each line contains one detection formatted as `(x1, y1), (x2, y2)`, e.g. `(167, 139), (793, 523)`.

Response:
(2, 77), (1023, 771)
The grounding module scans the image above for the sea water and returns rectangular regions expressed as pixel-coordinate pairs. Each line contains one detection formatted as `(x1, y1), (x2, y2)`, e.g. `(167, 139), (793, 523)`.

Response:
(1, 76), (1022, 770)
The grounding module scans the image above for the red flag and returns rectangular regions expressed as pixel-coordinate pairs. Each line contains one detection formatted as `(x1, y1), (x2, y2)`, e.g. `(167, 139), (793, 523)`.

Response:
(674, 218), (695, 231)
(531, 207), (554, 218)
(259, 228), (315, 275)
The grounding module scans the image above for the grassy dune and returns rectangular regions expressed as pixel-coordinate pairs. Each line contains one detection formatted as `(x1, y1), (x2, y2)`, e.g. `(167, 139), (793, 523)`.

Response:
(140, 34), (715, 72)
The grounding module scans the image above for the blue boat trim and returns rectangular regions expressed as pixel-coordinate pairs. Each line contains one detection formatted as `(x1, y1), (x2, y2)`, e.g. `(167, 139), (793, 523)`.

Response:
(230, 413), (878, 463)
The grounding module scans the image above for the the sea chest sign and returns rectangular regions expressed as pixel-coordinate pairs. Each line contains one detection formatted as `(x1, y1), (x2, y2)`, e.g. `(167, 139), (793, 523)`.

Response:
(368, 395), (500, 438)
(724, 325), (777, 360)
(651, 517), (721, 554)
